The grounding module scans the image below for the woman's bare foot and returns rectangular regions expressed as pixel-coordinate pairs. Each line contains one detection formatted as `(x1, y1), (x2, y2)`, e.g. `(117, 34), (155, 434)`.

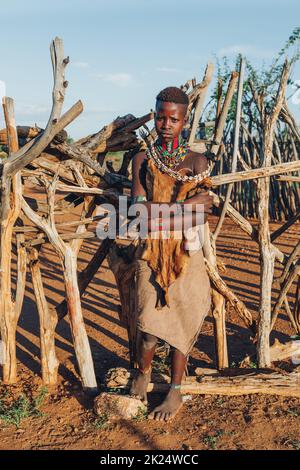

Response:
(129, 368), (152, 404)
(148, 388), (183, 421)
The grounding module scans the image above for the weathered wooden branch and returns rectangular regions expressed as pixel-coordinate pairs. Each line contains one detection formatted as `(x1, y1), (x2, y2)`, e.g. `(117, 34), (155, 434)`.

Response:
(105, 367), (300, 398)
(256, 60), (290, 367)
(76, 112), (153, 152)
(271, 260), (300, 330)
(28, 247), (59, 385)
(213, 58), (245, 241)
(4, 38), (82, 178)
(56, 238), (114, 321)
(202, 222), (228, 370)
(30, 155), (100, 187)
(13, 214), (107, 233)
(5, 101), (83, 178)
(21, 176), (97, 391)
(241, 338), (300, 366)
(204, 257), (255, 330)
(210, 72), (239, 157)
(47, 141), (130, 187)
(279, 239), (300, 286)
(147, 373), (300, 397)
(276, 175), (300, 182)
(294, 277), (300, 332)
(189, 63), (214, 144)
(0, 97), (24, 383)
(212, 192), (286, 264)
(211, 159), (300, 186)
(23, 230), (98, 248)
(271, 210), (300, 242)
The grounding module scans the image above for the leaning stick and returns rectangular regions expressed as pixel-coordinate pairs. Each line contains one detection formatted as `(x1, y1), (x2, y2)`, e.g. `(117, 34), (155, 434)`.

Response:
(271, 261), (300, 330)
(210, 159), (300, 186)
(56, 238), (114, 321)
(28, 247), (59, 385)
(271, 210), (300, 242)
(189, 63), (214, 144)
(256, 60), (289, 368)
(212, 192), (286, 264)
(202, 222), (229, 369)
(105, 368), (300, 398)
(21, 177), (97, 392)
(0, 97), (24, 383)
(213, 58), (245, 241)
(204, 258), (254, 330)
(277, 176), (300, 182)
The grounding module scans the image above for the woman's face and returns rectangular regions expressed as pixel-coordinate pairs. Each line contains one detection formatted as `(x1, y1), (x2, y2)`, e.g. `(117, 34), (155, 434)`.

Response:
(155, 100), (187, 143)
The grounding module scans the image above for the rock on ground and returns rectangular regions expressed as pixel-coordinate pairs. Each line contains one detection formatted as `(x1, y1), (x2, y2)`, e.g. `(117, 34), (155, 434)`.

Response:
(94, 392), (147, 420)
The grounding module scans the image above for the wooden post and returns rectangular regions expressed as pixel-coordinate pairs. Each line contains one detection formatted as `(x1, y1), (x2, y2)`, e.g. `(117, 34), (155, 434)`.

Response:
(28, 247), (59, 385)
(0, 97), (25, 383)
(213, 58), (245, 241)
(63, 244), (97, 392)
(202, 223), (228, 369)
(21, 178), (98, 392)
(256, 61), (289, 367)
(189, 63), (214, 144)
(209, 59), (245, 369)
(210, 71), (239, 159)
(56, 238), (113, 321)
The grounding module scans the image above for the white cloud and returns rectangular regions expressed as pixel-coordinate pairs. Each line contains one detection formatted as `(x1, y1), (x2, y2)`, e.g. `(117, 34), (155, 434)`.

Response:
(71, 61), (90, 68)
(218, 45), (275, 59)
(15, 103), (49, 117)
(95, 72), (133, 87)
(156, 67), (184, 73)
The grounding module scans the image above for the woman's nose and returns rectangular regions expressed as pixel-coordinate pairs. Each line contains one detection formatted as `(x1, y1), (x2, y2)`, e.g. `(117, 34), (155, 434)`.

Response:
(162, 118), (171, 129)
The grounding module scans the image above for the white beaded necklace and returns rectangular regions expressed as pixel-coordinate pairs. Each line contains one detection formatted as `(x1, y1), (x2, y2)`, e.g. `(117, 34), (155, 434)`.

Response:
(146, 142), (210, 183)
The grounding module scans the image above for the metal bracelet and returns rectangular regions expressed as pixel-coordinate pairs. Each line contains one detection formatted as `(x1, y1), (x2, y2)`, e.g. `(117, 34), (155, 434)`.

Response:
(131, 195), (147, 205)
(170, 384), (181, 390)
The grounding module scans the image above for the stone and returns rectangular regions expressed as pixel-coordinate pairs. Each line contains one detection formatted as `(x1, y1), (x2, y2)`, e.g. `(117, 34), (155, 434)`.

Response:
(104, 367), (131, 388)
(94, 392), (147, 420)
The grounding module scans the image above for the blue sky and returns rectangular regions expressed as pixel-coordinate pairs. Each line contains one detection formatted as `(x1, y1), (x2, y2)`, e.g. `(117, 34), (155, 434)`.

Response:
(0, 0), (299, 138)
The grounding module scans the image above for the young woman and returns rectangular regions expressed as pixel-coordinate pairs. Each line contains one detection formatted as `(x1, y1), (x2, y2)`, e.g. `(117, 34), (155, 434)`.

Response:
(130, 86), (212, 421)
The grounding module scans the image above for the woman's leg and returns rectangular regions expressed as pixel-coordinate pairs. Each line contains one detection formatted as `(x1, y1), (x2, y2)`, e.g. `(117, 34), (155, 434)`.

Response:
(148, 348), (186, 421)
(130, 331), (157, 403)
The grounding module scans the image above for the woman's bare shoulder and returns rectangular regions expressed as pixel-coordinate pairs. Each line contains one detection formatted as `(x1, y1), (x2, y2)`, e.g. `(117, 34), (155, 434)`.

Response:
(132, 150), (147, 166)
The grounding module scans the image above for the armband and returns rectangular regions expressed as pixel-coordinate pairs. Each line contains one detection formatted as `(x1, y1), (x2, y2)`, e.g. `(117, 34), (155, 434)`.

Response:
(130, 195), (147, 205)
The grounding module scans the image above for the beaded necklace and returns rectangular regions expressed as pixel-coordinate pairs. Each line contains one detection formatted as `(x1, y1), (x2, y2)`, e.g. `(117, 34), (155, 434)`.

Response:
(154, 135), (189, 170)
(146, 140), (210, 183)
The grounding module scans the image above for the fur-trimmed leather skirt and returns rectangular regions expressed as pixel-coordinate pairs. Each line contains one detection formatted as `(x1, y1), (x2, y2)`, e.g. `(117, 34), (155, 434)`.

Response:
(134, 248), (211, 356)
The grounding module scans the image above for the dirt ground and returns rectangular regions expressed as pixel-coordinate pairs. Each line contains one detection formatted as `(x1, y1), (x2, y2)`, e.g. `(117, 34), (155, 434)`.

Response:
(0, 197), (300, 450)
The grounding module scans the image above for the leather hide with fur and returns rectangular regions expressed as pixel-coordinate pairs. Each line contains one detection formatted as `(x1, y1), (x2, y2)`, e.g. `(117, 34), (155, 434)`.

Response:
(140, 158), (211, 309)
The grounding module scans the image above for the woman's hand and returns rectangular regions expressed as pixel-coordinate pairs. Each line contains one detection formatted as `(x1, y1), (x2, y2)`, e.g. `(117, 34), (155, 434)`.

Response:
(183, 191), (213, 215)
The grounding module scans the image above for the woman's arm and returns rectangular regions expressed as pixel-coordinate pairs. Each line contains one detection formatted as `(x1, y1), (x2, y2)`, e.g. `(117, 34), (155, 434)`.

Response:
(131, 151), (147, 200)
(131, 151), (212, 229)
(147, 211), (207, 233)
